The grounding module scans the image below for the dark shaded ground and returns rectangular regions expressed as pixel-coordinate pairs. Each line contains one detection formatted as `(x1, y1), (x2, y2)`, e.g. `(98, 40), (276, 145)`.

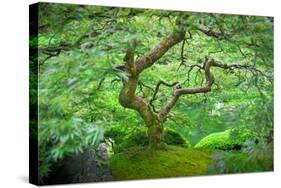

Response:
(43, 149), (114, 185)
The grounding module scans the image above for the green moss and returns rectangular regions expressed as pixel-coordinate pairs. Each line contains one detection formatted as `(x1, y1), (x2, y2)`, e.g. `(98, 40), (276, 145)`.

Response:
(164, 128), (191, 148)
(109, 146), (212, 180)
(194, 129), (252, 150)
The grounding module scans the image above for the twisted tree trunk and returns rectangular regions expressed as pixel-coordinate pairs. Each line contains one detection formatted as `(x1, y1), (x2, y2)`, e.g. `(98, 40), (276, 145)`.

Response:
(117, 31), (185, 148)
(116, 30), (241, 148)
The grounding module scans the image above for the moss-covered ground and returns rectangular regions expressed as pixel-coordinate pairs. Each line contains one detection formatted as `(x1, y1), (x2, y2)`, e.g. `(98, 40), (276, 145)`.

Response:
(109, 145), (212, 180)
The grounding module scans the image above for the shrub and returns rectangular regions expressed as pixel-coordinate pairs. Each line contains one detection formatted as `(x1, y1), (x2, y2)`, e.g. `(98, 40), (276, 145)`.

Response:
(194, 129), (252, 150)
(104, 126), (128, 144)
(105, 127), (191, 153)
(164, 128), (191, 148)
(207, 142), (273, 174)
(105, 127), (148, 153)
(39, 117), (104, 182)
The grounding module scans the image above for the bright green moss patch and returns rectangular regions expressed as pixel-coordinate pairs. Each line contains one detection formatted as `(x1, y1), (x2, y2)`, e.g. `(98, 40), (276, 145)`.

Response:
(194, 129), (253, 150)
(195, 130), (232, 150)
(109, 146), (212, 180)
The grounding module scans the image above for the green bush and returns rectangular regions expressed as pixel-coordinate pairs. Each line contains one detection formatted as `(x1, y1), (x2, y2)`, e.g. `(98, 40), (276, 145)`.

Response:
(164, 128), (191, 148)
(104, 126), (128, 144)
(105, 127), (148, 153)
(105, 127), (191, 153)
(194, 129), (252, 150)
(115, 129), (149, 153)
(207, 142), (273, 174)
(38, 117), (104, 181)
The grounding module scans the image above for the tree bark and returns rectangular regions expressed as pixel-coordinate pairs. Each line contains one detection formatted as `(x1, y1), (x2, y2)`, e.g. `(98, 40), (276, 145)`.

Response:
(147, 122), (165, 149)
(117, 29), (263, 148)
(117, 31), (185, 148)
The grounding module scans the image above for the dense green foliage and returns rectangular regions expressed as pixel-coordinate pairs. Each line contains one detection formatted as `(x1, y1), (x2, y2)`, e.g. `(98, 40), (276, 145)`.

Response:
(194, 129), (253, 150)
(164, 128), (191, 147)
(207, 142), (273, 174)
(105, 127), (190, 153)
(32, 3), (274, 182)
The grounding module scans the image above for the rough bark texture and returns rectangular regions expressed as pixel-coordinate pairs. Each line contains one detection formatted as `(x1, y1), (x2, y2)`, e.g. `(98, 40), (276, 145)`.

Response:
(117, 31), (185, 148)
(135, 31), (186, 74)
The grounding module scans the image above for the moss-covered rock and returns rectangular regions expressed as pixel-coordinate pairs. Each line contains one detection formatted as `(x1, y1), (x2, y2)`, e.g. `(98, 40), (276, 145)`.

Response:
(109, 146), (212, 180)
(194, 129), (252, 150)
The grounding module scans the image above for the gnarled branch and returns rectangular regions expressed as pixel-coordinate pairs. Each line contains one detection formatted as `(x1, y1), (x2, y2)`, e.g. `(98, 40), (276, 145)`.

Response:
(158, 59), (216, 122)
(135, 31), (185, 74)
(149, 80), (179, 113)
(197, 25), (229, 40)
(157, 58), (268, 122)
(118, 30), (186, 127)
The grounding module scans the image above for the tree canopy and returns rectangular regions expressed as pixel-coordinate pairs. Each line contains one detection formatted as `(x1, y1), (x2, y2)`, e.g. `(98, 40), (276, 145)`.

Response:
(30, 3), (273, 183)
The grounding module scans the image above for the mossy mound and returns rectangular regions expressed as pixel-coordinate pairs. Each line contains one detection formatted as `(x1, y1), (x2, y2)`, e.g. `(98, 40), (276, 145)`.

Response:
(194, 129), (252, 150)
(106, 127), (191, 153)
(164, 128), (191, 148)
(109, 146), (212, 180)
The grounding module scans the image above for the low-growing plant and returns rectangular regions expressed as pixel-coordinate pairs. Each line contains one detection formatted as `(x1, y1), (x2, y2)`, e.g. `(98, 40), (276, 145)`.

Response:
(207, 141), (273, 174)
(194, 129), (253, 150)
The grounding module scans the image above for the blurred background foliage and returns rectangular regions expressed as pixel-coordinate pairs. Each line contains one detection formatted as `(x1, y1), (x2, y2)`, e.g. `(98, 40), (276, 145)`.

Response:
(31, 3), (273, 181)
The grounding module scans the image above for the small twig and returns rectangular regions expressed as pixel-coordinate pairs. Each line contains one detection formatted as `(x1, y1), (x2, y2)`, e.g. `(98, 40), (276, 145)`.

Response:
(138, 80), (154, 91)
(96, 71), (109, 90)
(39, 48), (62, 66)
(111, 78), (121, 85)
(149, 80), (179, 113)
(183, 64), (203, 86)
(177, 39), (186, 71)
